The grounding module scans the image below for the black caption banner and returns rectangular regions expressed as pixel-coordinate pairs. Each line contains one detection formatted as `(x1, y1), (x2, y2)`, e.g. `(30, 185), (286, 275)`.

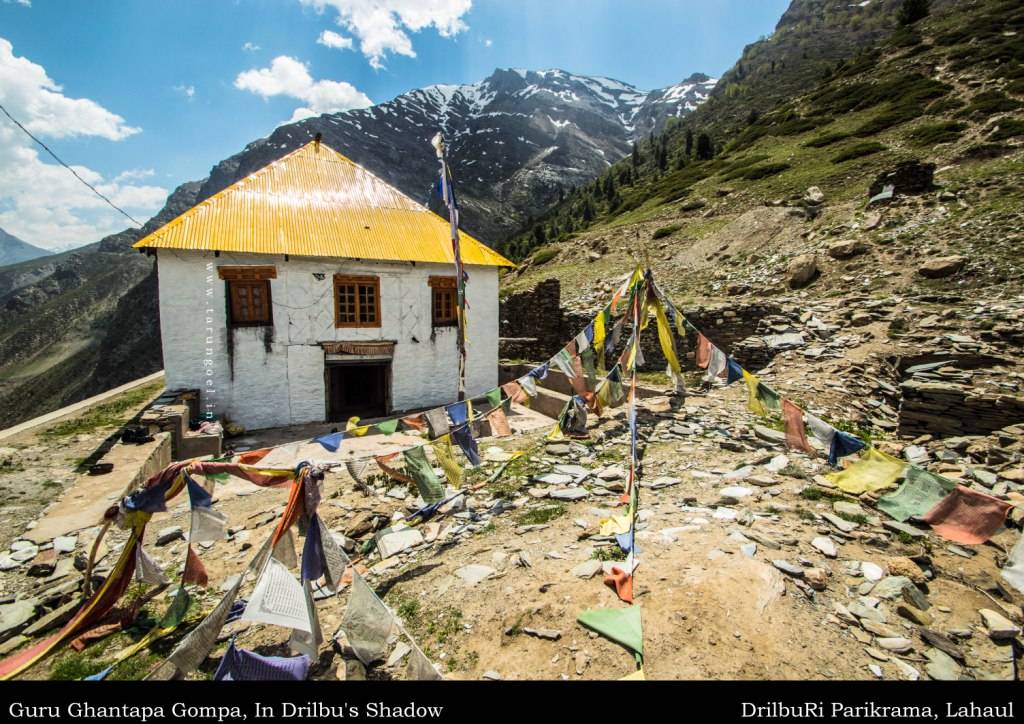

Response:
(0, 680), (1019, 724)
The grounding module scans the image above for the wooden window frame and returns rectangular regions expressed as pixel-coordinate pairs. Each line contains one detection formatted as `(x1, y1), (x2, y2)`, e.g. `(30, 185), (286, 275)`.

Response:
(429, 276), (458, 328)
(334, 274), (381, 328)
(219, 266), (276, 328)
(226, 279), (273, 327)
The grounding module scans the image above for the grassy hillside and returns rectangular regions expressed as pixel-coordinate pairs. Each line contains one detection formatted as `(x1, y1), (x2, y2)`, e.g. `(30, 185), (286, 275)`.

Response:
(500, 0), (1023, 306)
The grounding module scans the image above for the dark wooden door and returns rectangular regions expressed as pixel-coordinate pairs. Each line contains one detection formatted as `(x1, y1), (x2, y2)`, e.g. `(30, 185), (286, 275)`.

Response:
(326, 363), (388, 421)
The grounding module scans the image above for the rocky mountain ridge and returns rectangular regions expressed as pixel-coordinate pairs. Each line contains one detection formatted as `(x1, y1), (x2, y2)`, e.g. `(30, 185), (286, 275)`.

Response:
(0, 228), (50, 267)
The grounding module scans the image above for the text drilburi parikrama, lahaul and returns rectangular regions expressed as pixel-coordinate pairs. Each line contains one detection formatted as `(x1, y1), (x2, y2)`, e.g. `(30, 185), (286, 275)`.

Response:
(8, 701), (444, 721)
(741, 701), (1015, 719)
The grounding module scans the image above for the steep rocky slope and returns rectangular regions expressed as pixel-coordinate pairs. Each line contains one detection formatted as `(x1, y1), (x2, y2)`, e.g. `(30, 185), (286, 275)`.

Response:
(0, 228), (50, 267)
(504, 0), (1022, 303)
(0, 182), (202, 428)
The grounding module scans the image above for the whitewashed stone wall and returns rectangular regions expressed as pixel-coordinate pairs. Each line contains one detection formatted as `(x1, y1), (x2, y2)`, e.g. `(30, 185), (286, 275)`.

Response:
(155, 250), (499, 430)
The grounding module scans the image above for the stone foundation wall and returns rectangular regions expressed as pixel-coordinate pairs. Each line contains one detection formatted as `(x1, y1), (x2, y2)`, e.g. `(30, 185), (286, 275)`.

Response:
(898, 380), (1024, 438)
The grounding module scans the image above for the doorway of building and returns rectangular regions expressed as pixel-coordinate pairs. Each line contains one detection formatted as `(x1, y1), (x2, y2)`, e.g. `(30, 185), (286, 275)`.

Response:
(326, 362), (389, 421)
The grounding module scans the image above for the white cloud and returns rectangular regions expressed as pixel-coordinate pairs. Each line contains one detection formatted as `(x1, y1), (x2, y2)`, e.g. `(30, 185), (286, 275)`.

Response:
(174, 83), (195, 99)
(3, 1), (32, 7)
(113, 167), (155, 182)
(484, 38), (492, 47)
(234, 55), (372, 122)
(317, 29), (353, 50)
(0, 38), (166, 249)
(301, 0), (472, 69)
(0, 38), (139, 140)
(242, 41), (261, 52)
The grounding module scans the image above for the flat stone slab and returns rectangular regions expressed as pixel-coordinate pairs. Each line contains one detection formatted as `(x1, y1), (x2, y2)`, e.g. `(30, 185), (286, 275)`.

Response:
(0, 599), (36, 636)
(572, 560), (603, 579)
(882, 520), (928, 539)
(822, 513), (858, 533)
(811, 536), (838, 558)
(979, 608), (1019, 640)
(375, 528), (424, 559)
(454, 564), (496, 585)
(549, 488), (588, 501)
(861, 561), (884, 581)
(772, 560), (803, 577)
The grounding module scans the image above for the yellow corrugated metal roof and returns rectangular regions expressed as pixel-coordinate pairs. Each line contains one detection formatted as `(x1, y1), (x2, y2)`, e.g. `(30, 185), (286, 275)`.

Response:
(133, 140), (514, 267)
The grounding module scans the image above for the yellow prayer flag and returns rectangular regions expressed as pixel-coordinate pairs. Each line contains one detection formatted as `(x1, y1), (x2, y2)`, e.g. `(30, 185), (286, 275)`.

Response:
(620, 668), (646, 681)
(431, 436), (463, 488)
(346, 417), (369, 436)
(650, 298), (681, 374)
(743, 370), (767, 417)
(600, 512), (633, 536)
(826, 447), (907, 495)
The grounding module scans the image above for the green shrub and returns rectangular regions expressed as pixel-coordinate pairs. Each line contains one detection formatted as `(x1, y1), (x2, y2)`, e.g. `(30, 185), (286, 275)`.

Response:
(804, 131), (850, 148)
(740, 162), (791, 180)
(531, 248), (559, 265)
(812, 74), (948, 117)
(959, 142), (1011, 160)
(652, 224), (683, 239)
(908, 121), (966, 146)
(988, 118), (1024, 141)
(722, 162), (790, 181)
(831, 141), (886, 163)
(926, 96), (965, 115)
(959, 91), (1022, 120)
(853, 105), (922, 136)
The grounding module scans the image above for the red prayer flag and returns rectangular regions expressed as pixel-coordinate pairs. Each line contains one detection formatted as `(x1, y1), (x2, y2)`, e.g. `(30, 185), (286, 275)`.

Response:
(695, 333), (711, 369)
(782, 399), (813, 453)
(603, 566), (634, 604)
(183, 545), (208, 587)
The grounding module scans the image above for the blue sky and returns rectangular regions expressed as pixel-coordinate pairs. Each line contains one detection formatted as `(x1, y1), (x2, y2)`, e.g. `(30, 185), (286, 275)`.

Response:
(0, 0), (788, 250)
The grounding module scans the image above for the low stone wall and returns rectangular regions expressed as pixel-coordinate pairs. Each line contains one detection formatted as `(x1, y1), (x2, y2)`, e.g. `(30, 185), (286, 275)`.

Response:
(898, 380), (1024, 438)
(499, 279), (564, 358)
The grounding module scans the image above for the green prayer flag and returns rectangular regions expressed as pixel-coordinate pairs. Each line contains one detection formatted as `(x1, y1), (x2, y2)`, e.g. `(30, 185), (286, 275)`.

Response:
(484, 387), (502, 410)
(577, 606), (643, 657)
(580, 347), (597, 387)
(877, 466), (957, 522)
(756, 383), (781, 414)
(160, 585), (191, 628)
(375, 419), (400, 435)
(402, 445), (445, 504)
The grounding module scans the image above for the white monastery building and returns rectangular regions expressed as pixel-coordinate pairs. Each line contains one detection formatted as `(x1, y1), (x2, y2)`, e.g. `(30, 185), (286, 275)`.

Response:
(135, 140), (513, 430)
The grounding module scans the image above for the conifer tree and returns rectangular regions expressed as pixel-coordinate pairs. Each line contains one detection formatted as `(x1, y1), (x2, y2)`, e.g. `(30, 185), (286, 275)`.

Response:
(696, 132), (714, 160)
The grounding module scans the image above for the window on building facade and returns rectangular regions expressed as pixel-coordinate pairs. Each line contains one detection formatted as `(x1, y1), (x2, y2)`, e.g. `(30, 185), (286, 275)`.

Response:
(429, 276), (457, 327)
(218, 266), (276, 327)
(334, 274), (381, 328)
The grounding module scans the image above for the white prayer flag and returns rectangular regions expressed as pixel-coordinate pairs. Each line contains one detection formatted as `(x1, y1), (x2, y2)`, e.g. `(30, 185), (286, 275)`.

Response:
(273, 528), (298, 569)
(190, 507), (228, 544)
(135, 545), (170, 585)
(341, 571), (393, 665)
(242, 556), (313, 633)
(288, 580), (323, 658)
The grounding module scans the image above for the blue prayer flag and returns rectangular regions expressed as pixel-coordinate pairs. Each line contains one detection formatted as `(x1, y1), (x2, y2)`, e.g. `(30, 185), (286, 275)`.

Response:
(828, 430), (867, 467)
(315, 431), (344, 452)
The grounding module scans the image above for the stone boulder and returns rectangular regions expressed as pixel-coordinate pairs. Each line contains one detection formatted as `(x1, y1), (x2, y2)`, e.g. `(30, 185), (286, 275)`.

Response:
(786, 254), (819, 288)
(804, 186), (825, 205)
(918, 256), (967, 279)
(827, 239), (867, 260)
(869, 160), (936, 197)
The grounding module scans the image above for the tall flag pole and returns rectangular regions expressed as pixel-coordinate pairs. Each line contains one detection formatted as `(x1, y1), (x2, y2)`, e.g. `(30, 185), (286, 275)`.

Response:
(431, 132), (468, 401)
